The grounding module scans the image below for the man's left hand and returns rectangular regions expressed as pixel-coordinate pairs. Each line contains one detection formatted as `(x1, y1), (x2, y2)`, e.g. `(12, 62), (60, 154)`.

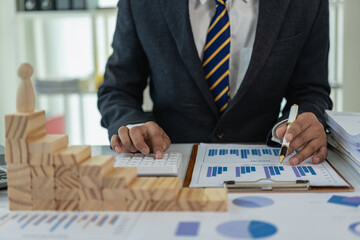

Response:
(275, 112), (327, 166)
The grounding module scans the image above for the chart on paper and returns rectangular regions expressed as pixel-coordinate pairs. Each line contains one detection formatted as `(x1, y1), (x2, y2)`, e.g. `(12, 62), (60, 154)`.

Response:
(190, 144), (349, 187)
(0, 211), (137, 239)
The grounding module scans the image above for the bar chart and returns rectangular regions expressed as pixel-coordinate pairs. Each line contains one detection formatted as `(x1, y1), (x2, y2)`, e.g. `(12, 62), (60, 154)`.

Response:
(0, 211), (134, 238)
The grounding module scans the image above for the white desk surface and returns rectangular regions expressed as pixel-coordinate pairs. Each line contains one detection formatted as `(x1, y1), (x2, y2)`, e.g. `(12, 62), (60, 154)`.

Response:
(0, 144), (359, 240)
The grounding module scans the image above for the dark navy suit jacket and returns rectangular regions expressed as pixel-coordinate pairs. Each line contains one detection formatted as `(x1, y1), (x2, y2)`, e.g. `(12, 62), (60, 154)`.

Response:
(98, 0), (332, 145)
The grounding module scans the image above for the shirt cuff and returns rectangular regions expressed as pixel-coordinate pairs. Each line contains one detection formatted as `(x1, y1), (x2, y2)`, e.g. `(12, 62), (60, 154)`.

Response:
(126, 123), (146, 129)
(271, 119), (288, 144)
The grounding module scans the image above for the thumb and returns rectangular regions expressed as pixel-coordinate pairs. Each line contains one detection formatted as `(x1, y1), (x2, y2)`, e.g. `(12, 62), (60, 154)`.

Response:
(275, 123), (287, 139)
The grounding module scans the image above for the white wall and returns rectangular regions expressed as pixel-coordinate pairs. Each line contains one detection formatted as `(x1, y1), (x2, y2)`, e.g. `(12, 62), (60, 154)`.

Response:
(0, 0), (18, 146)
(342, 0), (360, 112)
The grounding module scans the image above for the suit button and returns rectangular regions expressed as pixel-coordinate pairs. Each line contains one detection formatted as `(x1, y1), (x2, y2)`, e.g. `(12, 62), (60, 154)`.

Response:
(215, 128), (224, 140)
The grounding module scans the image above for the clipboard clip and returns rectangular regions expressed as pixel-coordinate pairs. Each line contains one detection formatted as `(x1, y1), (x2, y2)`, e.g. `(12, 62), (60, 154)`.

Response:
(224, 178), (310, 191)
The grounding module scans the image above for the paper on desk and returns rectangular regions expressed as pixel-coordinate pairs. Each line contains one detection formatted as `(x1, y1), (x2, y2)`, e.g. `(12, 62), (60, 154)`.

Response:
(190, 143), (349, 188)
(0, 193), (360, 240)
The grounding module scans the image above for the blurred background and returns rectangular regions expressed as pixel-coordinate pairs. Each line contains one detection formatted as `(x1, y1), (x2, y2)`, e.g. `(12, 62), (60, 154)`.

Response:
(0, 0), (359, 146)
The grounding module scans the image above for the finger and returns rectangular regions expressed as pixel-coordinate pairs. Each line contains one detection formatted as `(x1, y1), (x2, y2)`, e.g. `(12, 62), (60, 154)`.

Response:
(285, 114), (313, 142)
(162, 133), (171, 151)
(289, 139), (322, 166)
(312, 145), (327, 164)
(129, 127), (150, 155)
(110, 134), (122, 154)
(148, 129), (165, 159)
(118, 126), (137, 153)
(287, 126), (319, 155)
(275, 123), (287, 139)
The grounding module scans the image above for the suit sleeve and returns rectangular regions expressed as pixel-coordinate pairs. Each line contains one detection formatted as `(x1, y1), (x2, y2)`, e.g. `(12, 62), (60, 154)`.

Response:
(267, 0), (333, 146)
(97, 0), (153, 141)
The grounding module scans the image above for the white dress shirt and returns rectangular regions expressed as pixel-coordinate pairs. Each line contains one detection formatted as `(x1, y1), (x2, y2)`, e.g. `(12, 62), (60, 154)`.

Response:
(189, 0), (259, 98)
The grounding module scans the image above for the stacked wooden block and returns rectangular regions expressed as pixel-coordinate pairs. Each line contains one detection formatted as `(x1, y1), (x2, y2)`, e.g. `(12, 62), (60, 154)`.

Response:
(5, 110), (46, 210)
(5, 111), (228, 212)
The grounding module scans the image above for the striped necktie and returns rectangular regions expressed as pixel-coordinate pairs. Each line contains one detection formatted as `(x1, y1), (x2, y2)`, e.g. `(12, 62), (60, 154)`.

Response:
(202, 0), (230, 113)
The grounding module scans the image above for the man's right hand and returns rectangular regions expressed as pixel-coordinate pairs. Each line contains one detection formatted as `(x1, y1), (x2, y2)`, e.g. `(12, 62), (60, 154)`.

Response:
(110, 121), (171, 159)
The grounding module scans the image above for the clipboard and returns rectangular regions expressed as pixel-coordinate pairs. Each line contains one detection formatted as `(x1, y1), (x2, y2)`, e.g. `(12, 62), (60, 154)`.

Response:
(183, 144), (354, 192)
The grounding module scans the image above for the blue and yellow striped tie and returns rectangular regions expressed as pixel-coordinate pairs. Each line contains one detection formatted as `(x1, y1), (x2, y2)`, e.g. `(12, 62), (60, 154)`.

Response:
(203, 0), (230, 113)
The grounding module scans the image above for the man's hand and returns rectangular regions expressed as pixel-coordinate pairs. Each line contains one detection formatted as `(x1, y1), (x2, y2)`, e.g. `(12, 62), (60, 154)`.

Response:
(275, 112), (327, 166)
(111, 121), (171, 159)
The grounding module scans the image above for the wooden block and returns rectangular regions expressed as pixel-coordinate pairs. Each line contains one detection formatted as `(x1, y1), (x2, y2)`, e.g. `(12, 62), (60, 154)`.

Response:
(32, 188), (55, 200)
(127, 177), (157, 200)
(33, 200), (56, 210)
(7, 164), (31, 189)
(79, 188), (102, 200)
(32, 177), (54, 189)
(152, 177), (181, 201)
(5, 110), (46, 140)
(102, 188), (128, 200)
(8, 187), (32, 210)
(79, 199), (103, 211)
(28, 134), (68, 154)
(127, 200), (152, 212)
(53, 145), (91, 166)
(103, 167), (137, 189)
(79, 155), (114, 188)
(55, 165), (78, 176)
(55, 188), (79, 200)
(56, 200), (79, 211)
(151, 201), (177, 211)
(177, 188), (228, 212)
(29, 153), (53, 165)
(55, 174), (79, 189)
(103, 200), (127, 211)
(31, 165), (54, 177)
(5, 139), (28, 164)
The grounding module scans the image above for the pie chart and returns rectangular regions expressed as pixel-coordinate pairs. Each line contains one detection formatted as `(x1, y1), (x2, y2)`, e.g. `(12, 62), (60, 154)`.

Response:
(216, 220), (277, 239)
(232, 196), (274, 208)
(349, 222), (360, 236)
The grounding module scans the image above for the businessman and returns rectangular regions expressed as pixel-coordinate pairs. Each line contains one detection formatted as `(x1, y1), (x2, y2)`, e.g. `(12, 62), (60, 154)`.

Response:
(98, 0), (332, 166)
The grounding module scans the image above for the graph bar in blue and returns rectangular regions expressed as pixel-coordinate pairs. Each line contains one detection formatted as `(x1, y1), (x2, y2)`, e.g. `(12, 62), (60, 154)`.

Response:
(297, 167), (306, 176)
(98, 215), (109, 227)
(308, 166), (316, 175)
(50, 215), (68, 233)
(175, 222), (200, 236)
(274, 166), (280, 175)
(251, 166), (256, 172)
(218, 167), (222, 174)
(34, 215), (48, 226)
(269, 167), (275, 176)
(110, 215), (119, 225)
(223, 167), (228, 172)
(207, 167), (212, 177)
(246, 166), (250, 173)
(264, 167), (271, 178)
(236, 167), (240, 177)
(257, 149), (261, 156)
(21, 215), (38, 229)
(302, 166), (309, 173)
(292, 167), (301, 177)
(64, 215), (78, 229)
(212, 167), (217, 177)
(241, 167), (245, 174)
(279, 166), (284, 171)
(18, 214), (28, 223)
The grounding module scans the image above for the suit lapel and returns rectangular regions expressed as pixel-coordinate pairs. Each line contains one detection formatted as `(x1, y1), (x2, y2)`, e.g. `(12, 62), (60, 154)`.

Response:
(160, 0), (219, 118)
(226, 0), (291, 114)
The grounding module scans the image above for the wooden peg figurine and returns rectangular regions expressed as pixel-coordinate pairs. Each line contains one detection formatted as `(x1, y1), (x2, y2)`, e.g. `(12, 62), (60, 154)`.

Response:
(17, 63), (35, 113)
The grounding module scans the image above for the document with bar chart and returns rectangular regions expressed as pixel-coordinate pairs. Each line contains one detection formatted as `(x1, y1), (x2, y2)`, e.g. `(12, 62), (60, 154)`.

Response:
(190, 144), (349, 187)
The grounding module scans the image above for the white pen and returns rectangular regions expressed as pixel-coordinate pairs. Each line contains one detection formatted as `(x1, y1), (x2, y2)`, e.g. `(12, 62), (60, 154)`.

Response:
(279, 104), (299, 163)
